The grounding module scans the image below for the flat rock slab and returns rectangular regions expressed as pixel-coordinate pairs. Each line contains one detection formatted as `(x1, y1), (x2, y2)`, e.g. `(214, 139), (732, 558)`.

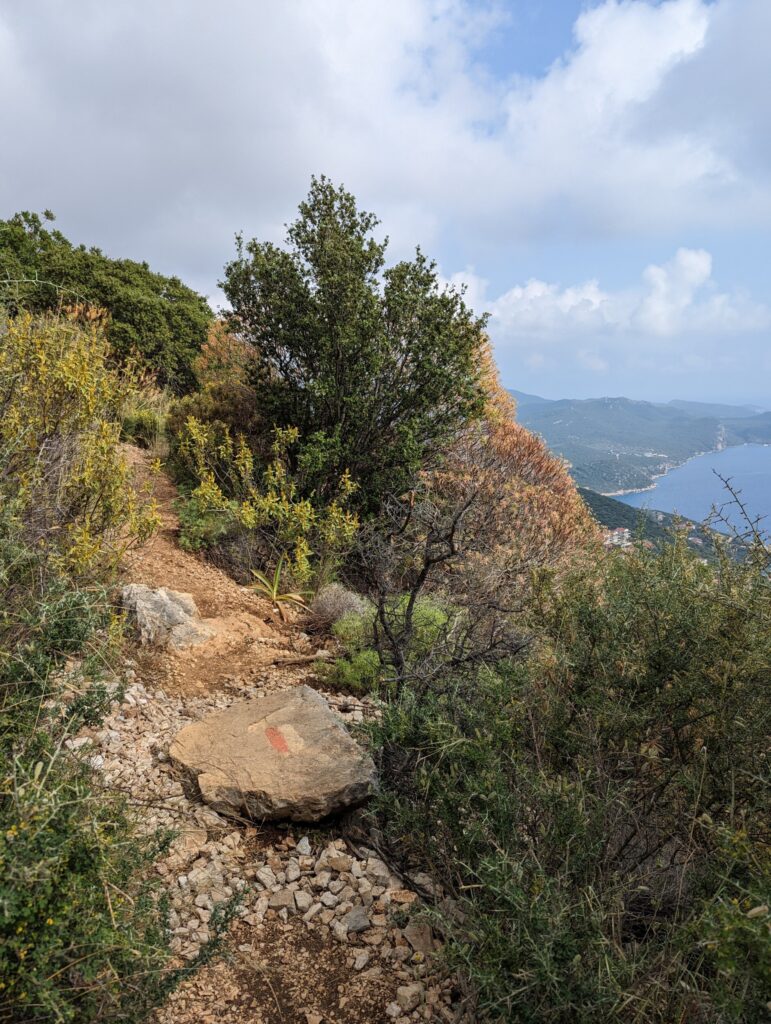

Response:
(122, 584), (214, 649)
(169, 686), (376, 822)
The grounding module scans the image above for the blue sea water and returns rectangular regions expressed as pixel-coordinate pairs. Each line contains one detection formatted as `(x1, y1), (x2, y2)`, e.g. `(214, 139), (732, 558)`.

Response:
(618, 444), (771, 535)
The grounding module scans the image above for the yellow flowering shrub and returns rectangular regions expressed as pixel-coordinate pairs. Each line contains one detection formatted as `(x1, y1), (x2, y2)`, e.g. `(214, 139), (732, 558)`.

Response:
(0, 309), (158, 572)
(175, 418), (358, 586)
(0, 310), (177, 1022)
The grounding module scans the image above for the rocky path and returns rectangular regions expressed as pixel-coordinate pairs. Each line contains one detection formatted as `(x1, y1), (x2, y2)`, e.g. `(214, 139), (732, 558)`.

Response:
(75, 450), (460, 1024)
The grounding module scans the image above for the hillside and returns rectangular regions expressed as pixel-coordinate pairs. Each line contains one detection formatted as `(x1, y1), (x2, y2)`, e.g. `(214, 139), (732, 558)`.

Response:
(511, 392), (771, 493)
(578, 487), (669, 541)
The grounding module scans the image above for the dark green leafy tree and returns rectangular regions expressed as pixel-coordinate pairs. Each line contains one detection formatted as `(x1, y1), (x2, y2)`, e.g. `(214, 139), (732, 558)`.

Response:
(221, 176), (488, 512)
(0, 211), (211, 391)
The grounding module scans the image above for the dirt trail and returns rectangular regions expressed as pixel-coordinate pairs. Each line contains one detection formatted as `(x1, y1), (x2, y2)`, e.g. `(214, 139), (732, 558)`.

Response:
(121, 446), (322, 697)
(107, 449), (456, 1024)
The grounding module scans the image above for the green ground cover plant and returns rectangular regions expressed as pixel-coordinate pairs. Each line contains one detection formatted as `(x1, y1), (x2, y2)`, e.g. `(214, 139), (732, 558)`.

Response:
(371, 535), (771, 1022)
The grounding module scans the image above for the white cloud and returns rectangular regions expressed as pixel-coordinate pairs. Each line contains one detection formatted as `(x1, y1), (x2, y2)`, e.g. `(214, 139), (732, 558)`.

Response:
(473, 248), (770, 347)
(492, 278), (613, 334)
(0, 0), (769, 292)
(636, 248), (714, 334)
(443, 248), (770, 387)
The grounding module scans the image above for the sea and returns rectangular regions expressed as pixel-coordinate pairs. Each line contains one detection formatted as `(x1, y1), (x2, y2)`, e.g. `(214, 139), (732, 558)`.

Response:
(618, 444), (771, 535)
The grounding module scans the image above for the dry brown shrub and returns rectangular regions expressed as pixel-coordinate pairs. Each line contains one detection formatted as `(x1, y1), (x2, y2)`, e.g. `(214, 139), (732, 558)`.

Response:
(193, 319), (256, 388)
(305, 583), (368, 634)
(357, 345), (598, 686)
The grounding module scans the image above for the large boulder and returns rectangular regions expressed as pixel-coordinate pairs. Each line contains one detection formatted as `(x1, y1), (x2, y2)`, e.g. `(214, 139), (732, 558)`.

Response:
(169, 686), (376, 822)
(122, 584), (213, 649)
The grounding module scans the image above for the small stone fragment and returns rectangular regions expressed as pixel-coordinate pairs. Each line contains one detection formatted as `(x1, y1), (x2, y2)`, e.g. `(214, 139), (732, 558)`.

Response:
(390, 889), (418, 906)
(256, 866), (277, 889)
(341, 905), (371, 934)
(294, 890), (313, 913)
(268, 890), (295, 910)
(397, 983), (424, 1012)
(404, 921), (434, 954)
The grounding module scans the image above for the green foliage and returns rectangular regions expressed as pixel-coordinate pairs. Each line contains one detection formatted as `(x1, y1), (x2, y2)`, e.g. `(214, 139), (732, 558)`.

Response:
(322, 648), (381, 695)
(174, 416), (358, 587)
(0, 310), (159, 573)
(332, 608), (375, 650)
(176, 486), (233, 552)
(378, 594), (450, 663)
(0, 504), (175, 1021)
(221, 176), (488, 512)
(250, 555), (308, 620)
(0, 211), (211, 391)
(120, 377), (171, 452)
(321, 607), (380, 692)
(0, 310), (181, 1021)
(324, 596), (450, 695)
(371, 538), (771, 1022)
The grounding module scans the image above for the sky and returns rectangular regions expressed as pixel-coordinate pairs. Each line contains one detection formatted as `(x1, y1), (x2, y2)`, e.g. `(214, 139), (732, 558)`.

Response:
(1, 0), (770, 406)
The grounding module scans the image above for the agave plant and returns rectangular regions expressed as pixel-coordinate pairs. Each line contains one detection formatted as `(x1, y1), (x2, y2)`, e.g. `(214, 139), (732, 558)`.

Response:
(251, 555), (308, 621)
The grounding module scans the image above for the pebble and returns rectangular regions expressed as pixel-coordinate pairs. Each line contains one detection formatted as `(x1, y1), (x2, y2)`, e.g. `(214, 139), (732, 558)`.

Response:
(294, 890), (313, 913)
(397, 983), (424, 1012)
(255, 866), (277, 889)
(342, 905), (371, 933)
(268, 890), (295, 910)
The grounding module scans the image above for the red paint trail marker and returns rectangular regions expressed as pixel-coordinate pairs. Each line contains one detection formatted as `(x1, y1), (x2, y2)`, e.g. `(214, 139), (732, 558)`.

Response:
(265, 725), (290, 754)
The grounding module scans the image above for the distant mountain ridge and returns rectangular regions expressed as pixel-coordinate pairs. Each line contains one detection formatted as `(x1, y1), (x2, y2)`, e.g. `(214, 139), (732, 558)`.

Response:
(509, 390), (771, 493)
(666, 398), (765, 419)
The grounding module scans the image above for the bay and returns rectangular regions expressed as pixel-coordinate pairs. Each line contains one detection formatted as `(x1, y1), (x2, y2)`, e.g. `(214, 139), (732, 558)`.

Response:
(618, 444), (771, 534)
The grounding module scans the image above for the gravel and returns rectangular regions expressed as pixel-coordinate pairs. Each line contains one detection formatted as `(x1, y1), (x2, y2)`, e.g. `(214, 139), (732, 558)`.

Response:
(74, 674), (457, 1021)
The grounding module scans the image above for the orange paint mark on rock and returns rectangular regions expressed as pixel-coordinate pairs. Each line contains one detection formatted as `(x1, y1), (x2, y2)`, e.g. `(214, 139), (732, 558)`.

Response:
(265, 725), (290, 754)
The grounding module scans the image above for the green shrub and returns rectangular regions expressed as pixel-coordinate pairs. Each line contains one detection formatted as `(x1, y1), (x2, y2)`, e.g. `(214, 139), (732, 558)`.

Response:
(372, 537), (771, 1022)
(220, 176), (488, 513)
(120, 379), (171, 452)
(0, 211), (211, 392)
(0, 310), (158, 574)
(0, 311), (185, 1021)
(176, 487), (233, 552)
(174, 417), (358, 588)
(332, 608), (375, 650)
(325, 596), (454, 695)
(121, 408), (162, 449)
(322, 648), (382, 695)
(0, 508), (174, 1022)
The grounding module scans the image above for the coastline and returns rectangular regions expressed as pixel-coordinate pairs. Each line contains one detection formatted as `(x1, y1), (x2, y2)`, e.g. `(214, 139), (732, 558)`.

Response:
(603, 483), (656, 497)
(604, 445), (771, 522)
(599, 444), (723, 498)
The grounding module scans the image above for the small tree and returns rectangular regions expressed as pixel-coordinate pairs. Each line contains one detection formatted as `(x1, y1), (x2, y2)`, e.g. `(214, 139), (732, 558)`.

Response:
(0, 211), (211, 392)
(222, 176), (488, 513)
